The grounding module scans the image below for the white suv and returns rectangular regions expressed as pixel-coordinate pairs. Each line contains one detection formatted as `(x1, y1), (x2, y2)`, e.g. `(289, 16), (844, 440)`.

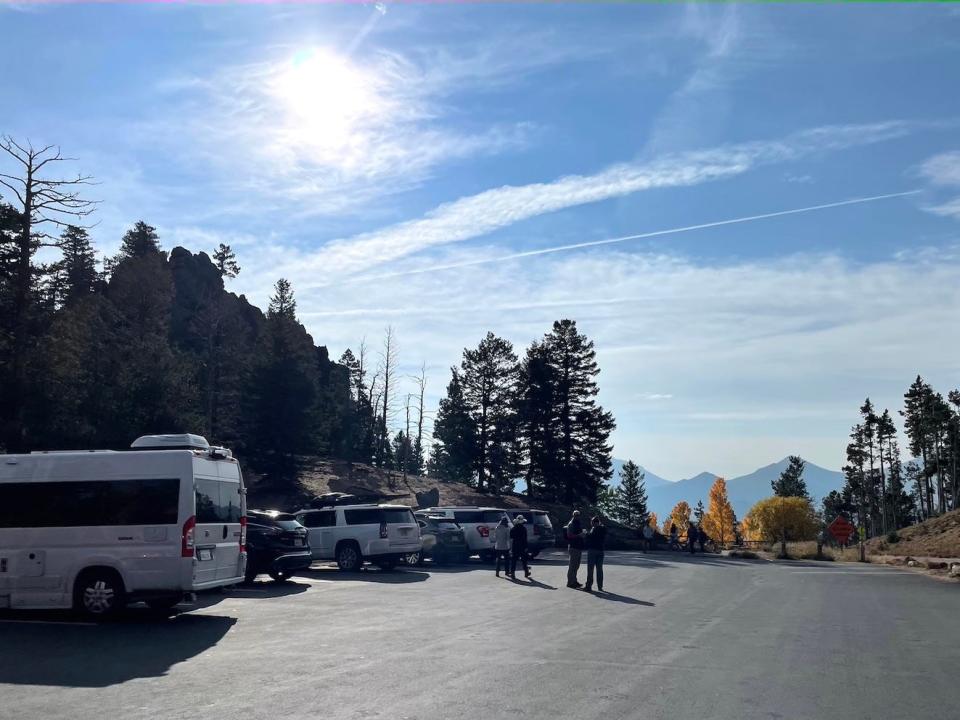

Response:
(295, 504), (421, 571)
(419, 507), (512, 561)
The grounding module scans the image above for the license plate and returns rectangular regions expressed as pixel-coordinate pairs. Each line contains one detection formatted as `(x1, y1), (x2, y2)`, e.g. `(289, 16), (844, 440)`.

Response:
(198, 548), (214, 561)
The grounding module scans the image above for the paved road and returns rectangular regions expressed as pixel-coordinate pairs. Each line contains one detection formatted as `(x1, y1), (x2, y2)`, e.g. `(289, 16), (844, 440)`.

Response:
(1, 551), (958, 720)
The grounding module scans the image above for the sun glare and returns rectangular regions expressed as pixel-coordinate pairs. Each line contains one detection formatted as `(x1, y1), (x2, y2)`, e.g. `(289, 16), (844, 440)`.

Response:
(271, 48), (384, 152)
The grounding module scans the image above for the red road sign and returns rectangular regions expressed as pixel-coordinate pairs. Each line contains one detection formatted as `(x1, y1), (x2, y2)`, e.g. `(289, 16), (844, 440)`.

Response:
(828, 516), (855, 543)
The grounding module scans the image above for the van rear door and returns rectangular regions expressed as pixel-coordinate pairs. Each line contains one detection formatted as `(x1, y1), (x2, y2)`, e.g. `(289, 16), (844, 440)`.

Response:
(193, 460), (244, 585)
(380, 508), (418, 548)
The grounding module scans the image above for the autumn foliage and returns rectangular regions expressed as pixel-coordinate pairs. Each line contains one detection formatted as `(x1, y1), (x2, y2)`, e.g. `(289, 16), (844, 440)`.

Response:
(742, 496), (819, 543)
(647, 511), (658, 529)
(702, 477), (737, 544)
(663, 501), (692, 536)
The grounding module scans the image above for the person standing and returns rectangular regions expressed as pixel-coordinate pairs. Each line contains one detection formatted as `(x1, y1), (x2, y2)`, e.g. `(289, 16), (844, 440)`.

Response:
(565, 510), (585, 588)
(509, 515), (531, 579)
(641, 523), (654, 553)
(687, 521), (697, 554)
(669, 523), (679, 551)
(697, 524), (707, 553)
(584, 516), (607, 592)
(493, 516), (511, 577)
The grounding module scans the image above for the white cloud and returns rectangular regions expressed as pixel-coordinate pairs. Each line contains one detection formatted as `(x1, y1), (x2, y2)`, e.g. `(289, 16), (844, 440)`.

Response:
(284, 121), (914, 281)
(918, 150), (960, 220)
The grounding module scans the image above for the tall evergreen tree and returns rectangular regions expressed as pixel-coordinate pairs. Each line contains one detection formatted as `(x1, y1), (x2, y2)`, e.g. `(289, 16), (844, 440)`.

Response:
(429, 369), (477, 484)
(118, 221), (161, 260)
(517, 340), (557, 500)
(694, 499), (705, 523)
(772, 455), (809, 498)
(613, 460), (648, 528)
(212, 243), (240, 279)
(460, 332), (520, 493)
(523, 320), (615, 504)
(51, 225), (98, 306)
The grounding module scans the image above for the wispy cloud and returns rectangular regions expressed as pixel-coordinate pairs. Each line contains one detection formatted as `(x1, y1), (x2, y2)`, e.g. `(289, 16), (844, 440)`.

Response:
(918, 150), (960, 218)
(287, 121), (915, 281)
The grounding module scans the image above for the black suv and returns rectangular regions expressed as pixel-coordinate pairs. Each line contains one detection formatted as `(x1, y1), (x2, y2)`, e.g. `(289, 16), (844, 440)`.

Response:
(245, 510), (312, 582)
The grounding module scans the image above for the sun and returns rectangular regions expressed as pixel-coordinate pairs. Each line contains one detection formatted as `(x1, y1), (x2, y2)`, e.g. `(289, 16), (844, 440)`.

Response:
(271, 48), (383, 151)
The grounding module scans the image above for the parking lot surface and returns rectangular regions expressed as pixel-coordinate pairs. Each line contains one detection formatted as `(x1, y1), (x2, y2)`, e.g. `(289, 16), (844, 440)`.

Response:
(2, 551), (958, 720)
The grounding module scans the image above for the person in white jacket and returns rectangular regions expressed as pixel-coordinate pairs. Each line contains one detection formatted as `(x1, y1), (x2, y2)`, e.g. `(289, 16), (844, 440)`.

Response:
(493, 516), (512, 577)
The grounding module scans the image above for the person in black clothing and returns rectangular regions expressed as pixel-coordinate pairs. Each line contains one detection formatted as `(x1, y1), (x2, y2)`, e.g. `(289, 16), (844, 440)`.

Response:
(584, 516), (607, 592)
(509, 515), (531, 579)
(687, 521), (697, 554)
(697, 524), (707, 553)
(565, 510), (584, 588)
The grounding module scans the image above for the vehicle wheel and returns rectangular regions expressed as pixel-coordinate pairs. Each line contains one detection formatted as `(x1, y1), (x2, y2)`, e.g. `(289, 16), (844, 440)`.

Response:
(336, 542), (363, 572)
(375, 559), (398, 571)
(479, 551), (495, 563)
(268, 570), (292, 582)
(528, 550), (541, 559)
(74, 570), (125, 618)
(146, 597), (181, 613)
(404, 551), (422, 566)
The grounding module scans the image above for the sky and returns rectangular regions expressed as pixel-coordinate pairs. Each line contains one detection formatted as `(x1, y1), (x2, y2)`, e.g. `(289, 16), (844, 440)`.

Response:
(2, 2), (959, 480)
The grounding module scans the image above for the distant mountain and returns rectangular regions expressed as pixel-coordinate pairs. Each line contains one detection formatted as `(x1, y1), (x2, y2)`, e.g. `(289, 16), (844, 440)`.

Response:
(609, 458), (671, 489)
(646, 471), (719, 519)
(646, 458), (844, 521)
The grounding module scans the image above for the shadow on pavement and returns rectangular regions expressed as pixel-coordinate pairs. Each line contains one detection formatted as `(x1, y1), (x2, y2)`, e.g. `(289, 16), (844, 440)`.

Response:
(506, 576), (557, 590)
(299, 567), (429, 584)
(0, 612), (236, 687)
(592, 591), (655, 606)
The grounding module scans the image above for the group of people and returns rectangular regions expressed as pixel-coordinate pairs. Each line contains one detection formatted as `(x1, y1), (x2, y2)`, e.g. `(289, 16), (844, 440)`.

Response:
(564, 510), (606, 591)
(493, 514), (532, 580)
(667, 521), (711, 553)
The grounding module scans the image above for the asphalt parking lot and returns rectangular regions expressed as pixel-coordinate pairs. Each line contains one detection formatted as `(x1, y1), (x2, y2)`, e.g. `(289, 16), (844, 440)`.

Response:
(1, 551), (958, 720)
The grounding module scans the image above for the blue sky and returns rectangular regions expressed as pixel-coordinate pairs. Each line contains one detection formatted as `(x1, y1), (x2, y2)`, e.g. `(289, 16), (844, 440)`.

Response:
(2, 2), (960, 479)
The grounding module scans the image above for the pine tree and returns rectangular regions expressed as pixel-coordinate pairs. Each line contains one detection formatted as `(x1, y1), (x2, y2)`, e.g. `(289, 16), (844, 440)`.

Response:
(694, 499), (705, 523)
(772, 455), (808, 498)
(212, 243), (240, 279)
(517, 340), (557, 500)
(429, 369), (477, 484)
(52, 225), (98, 306)
(521, 320), (615, 504)
(118, 221), (161, 260)
(613, 460), (648, 527)
(460, 332), (520, 493)
(268, 278), (296, 320)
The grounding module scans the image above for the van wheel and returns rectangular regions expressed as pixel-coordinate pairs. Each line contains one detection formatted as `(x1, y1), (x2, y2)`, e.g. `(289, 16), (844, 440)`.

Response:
(479, 551), (495, 563)
(529, 550), (541, 559)
(336, 543), (363, 572)
(268, 570), (292, 582)
(404, 552), (422, 566)
(74, 570), (125, 618)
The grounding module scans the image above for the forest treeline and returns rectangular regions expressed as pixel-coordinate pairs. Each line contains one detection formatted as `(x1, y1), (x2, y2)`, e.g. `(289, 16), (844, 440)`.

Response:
(0, 138), (616, 504)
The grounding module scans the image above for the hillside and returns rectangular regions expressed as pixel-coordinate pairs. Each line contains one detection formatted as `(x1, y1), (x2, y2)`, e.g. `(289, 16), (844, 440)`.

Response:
(865, 509), (960, 559)
(610, 458), (671, 488)
(646, 471), (719, 518)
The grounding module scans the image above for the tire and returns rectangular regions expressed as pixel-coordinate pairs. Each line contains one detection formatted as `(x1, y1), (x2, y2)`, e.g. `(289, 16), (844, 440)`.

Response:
(528, 550), (541, 559)
(268, 570), (292, 582)
(375, 559), (398, 571)
(336, 542), (363, 572)
(146, 597), (181, 613)
(479, 551), (495, 563)
(74, 569), (125, 618)
(404, 551), (422, 566)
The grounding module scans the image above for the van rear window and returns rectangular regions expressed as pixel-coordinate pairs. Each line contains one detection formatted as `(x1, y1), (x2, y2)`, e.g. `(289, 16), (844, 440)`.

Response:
(195, 479), (242, 523)
(381, 509), (415, 524)
(0, 478), (180, 528)
(453, 511), (482, 523)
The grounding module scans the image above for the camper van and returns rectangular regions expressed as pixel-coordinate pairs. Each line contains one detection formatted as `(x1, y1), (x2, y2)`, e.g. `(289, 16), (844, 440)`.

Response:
(0, 434), (247, 616)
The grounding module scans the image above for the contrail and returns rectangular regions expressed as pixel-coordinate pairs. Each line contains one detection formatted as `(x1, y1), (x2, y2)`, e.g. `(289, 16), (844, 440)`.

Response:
(337, 189), (920, 285)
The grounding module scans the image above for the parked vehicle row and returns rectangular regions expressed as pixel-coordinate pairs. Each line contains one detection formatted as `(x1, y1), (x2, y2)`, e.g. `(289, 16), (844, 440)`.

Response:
(0, 433), (555, 618)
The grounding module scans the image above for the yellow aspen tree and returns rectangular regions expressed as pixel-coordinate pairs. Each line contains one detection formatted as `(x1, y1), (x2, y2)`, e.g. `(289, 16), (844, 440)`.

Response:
(703, 477), (737, 544)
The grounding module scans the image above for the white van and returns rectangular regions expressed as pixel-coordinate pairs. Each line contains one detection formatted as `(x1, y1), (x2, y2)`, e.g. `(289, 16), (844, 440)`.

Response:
(0, 434), (247, 616)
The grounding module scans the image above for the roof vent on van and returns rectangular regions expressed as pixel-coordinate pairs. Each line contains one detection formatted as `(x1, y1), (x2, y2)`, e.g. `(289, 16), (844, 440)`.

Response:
(131, 434), (210, 450)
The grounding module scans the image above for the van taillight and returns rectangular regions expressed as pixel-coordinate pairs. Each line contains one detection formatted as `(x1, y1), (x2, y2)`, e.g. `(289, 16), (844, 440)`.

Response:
(182, 515), (196, 558)
(239, 516), (247, 553)
(380, 521), (388, 539)
(477, 525), (490, 538)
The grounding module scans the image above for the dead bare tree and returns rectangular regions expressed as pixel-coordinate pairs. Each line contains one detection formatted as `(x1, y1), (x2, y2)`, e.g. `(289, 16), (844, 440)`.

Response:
(413, 363), (427, 475)
(375, 326), (399, 468)
(0, 136), (97, 451)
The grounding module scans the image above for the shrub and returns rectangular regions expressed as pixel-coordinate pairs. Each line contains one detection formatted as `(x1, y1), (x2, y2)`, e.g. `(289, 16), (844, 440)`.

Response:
(886, 531), (900, 544)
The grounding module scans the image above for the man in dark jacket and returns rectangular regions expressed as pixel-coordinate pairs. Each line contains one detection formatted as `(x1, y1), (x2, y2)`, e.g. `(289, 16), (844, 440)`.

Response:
(584, 516), (607, 592)
(509, 515), (531, 579)
(565, 510), (584, 588)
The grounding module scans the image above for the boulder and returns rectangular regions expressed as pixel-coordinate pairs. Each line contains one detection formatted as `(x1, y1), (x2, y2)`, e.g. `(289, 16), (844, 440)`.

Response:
(926, 561), (948, 570)
(949, 563), (960, 578)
